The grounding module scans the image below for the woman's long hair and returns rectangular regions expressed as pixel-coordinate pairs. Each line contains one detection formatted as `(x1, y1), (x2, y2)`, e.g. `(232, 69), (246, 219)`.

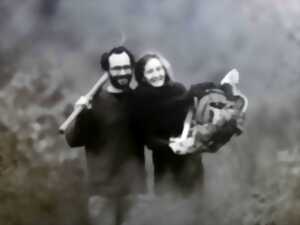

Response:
(135, 54), (171, 87)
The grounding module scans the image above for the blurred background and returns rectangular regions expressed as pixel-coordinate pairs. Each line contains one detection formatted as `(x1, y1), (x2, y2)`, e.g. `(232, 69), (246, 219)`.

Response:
(1, 0), (300, 224)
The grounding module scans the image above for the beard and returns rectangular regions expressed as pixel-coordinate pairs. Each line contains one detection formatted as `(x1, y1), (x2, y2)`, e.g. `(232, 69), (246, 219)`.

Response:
(109, 74), (132, 90)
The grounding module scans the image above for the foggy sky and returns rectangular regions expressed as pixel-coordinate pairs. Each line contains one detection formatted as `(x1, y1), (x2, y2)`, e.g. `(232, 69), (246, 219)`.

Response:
(1, 1), (300, 225)
(2, 0), (300, 98)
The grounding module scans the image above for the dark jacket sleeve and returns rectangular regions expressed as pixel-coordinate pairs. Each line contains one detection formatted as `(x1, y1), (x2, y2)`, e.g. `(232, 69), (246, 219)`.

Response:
(145, 135), (170, 151)
(131, 112), (170, 151)
(64, 107), (94, 148)
(145, 83), (188, 151)
(132, 82), (188, 152)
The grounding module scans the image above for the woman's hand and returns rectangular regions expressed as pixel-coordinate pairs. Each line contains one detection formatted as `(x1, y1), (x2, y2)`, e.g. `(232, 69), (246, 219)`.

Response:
(169, 136), (196, 155)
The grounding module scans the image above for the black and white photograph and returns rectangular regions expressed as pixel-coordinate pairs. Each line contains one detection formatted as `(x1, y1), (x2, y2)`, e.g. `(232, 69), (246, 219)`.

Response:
(0, 1), (300, 225)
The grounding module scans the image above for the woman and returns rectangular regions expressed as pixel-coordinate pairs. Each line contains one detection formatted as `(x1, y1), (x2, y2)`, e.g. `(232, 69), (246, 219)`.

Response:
(132, 54), (204, 196)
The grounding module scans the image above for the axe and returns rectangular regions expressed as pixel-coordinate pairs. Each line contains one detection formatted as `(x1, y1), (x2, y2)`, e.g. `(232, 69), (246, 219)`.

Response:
(59, 73), (108, 134)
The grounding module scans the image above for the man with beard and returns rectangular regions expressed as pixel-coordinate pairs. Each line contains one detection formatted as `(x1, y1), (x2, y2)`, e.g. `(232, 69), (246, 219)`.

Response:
(64, 46), (146, 225)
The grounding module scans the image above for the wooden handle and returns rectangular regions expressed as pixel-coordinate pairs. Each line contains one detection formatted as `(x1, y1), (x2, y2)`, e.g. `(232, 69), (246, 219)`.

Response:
(180, 108), (193, 140)
(59, 106), (83, 134)
(59, 73), (108, 134)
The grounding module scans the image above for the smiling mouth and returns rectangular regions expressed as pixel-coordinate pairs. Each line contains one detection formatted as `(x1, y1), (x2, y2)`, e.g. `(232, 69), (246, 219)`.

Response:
(150, 75), (165, 83)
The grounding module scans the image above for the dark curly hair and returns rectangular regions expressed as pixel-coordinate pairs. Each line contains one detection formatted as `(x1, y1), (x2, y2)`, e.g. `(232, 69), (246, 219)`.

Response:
(100, 46), (135, 71)
(135, 54), (171, 86)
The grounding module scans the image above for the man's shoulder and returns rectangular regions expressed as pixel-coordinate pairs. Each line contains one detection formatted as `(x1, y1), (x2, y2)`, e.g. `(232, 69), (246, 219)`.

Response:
(94, 86), (116, 98)
(91, 88), (115, 106)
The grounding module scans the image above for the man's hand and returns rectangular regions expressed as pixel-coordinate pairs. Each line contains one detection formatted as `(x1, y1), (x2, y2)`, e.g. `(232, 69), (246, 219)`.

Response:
(75, 96), (92, 109)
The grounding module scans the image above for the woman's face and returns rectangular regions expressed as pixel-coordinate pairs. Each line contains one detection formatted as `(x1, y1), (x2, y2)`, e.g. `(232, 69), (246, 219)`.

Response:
(144, 58), (166, 87)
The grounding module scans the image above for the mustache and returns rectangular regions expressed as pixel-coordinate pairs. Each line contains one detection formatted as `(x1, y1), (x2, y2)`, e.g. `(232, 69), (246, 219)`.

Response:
(111, 74), (132, 84)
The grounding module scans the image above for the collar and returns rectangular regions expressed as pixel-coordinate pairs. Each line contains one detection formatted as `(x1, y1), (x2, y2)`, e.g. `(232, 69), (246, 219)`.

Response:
(106, 84), (124, 93)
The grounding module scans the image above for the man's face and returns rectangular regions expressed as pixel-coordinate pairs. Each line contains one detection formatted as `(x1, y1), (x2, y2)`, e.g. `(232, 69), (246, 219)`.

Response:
(108, 52), (132, 89)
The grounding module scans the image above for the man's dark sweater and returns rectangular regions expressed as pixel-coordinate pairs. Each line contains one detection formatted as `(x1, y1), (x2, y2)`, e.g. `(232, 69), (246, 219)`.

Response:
(65, 89), (146, 197)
